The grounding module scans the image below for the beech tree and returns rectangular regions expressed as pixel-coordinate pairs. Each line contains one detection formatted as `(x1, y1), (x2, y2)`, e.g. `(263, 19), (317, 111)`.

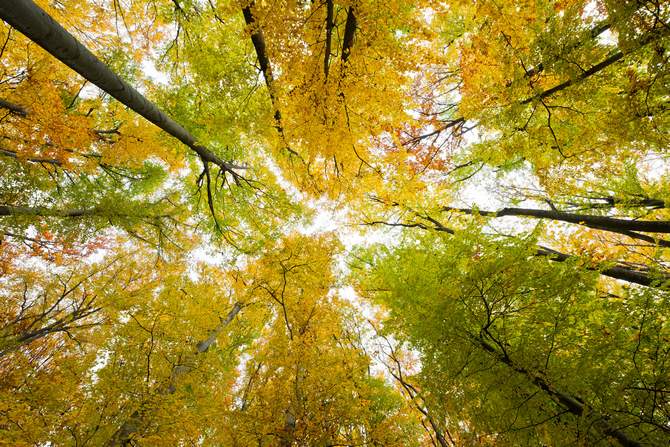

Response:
(355, 228), (669, 445)
(0, 1), (668, 446)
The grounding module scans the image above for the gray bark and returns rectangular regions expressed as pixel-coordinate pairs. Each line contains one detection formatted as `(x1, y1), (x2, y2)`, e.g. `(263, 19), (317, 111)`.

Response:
(0, 98), (28, 116)
(534, 246), (669, 288)
(242, 3), (283, 133)
(0, 0), (238, 172)
(477, 336), (641, 447)
(444, 206), (670, 248)
(366, 218), (669, 288)
(106, 302), (242, 447)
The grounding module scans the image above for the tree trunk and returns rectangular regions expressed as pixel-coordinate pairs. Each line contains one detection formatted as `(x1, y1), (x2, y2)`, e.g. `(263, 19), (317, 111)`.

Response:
(0, 204), (172, 221)
(323, 0), (334, 78)
(421, 213), (669, 288)
(443, 206), (670, 248)
(444, 206), (670, 234)
(106, 302), (242, 447)
(243, 2), (308, 162)
(521, 25), (669, 104)
(0, 147), (62, 165)
(0, 0), (237, 172)
(367, 215), (669, 288)
(534, 246), (666, 288)
(242, 3), (282, 130)
(476, 336), (641, 447)
(0, 98), (28, 116)
(524, 20), (611, 78)
(0, 205), (96, 218)
(341, 7), (357, 63)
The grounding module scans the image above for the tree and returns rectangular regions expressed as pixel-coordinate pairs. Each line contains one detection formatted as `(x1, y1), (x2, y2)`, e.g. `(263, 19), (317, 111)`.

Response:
(0, 0), (244, 180)
(1, 1), (669, 446)
(0, 246), (159, 445)
(106, 301), (243, 446)
(239, 0), (440, 197)
(219, 234), (423, 446)
(355, 228), (670, 446)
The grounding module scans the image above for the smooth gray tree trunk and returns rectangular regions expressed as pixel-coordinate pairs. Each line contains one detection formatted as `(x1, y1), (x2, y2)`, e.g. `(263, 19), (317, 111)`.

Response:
(444, 206), (670, 234)
(106, 302), (242, 446)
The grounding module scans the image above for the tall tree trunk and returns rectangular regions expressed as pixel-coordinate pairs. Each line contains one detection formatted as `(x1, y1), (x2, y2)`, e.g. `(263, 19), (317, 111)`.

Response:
(242, 2), (306, 162)
(444, 206), (670, 233)
(0, 204), (172, 220)
(0, 147), (62, 165)
(521, 25), (669, 104)
(106, 302), (242, 447)
(534, 246), (665, 288)
(341, 6), (357, 63)
(584, 196), (666, 210)
(412, 207), (670, 288)
(0, 310), (101, 358)
(242, 3), (282, 132)
(443, 206), (670, 245)
(323, 0), (334, 78)
(0, 98), (28, 116)
(476, 336), (641, 447)
(0, 0), (238, 173)
(0, 205), (98, 218)
(523, 20), (611, 78)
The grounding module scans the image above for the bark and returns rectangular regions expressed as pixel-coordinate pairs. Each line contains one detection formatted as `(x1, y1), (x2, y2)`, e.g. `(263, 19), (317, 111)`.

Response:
(476, 336), (641, 447)
(323, 0), (334, 78)
(242, 3), (282, 129)
(0, 311), (101, 358)
(365, 217), (668, 288)
(194, 302), (242, 353)
(0, 147), (62, 165)
(341, 6), (357, 63)
(381, 332), (453, 446)
(0, 98), (28, 116)
(414, 15), (662, 138)
(521, 51), (624, 104)
(280, 408), (296, 447)
(0, 205), (97, 218)
(0, 0), (237, 173)
(107, 302), (242, 446)
(444, 206), (670, 238)
(241, 3), (306, 162)
(589, 196), (666, 210)
(534, 246), (666, 288)
(523, 20), (611, 78)
(0, 204), (173, 221)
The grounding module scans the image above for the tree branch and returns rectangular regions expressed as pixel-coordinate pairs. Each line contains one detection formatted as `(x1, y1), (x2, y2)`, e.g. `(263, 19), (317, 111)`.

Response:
(443, 206), (670, 241)
(0, 0), (244, 183)
(0, 97), (27, 116)
(323, 0), (334, 78)
(341, 5), (356, 63)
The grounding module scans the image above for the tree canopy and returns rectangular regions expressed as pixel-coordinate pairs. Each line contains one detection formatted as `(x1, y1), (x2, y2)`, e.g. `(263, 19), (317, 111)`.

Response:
(0, 0), (668, 446)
